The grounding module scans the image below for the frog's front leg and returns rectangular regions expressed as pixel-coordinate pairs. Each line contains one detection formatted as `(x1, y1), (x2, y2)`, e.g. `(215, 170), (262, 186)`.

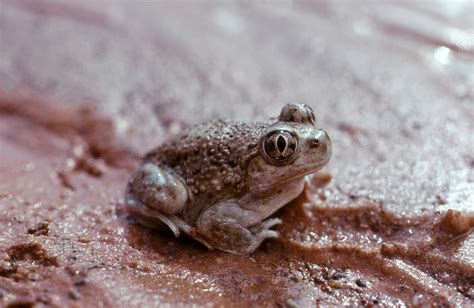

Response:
(196, 202), (281, 255)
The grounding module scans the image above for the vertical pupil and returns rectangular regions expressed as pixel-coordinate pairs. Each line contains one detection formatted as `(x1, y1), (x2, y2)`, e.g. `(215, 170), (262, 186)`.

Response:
(277, 135), (287, 153)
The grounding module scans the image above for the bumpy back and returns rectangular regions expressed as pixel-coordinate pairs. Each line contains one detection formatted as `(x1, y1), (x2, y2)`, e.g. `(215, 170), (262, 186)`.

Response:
(145, 119), (272, 221)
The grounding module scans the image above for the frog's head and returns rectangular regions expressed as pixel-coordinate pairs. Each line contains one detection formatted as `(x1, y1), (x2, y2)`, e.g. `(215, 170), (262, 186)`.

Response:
(248, 103), (331, 193)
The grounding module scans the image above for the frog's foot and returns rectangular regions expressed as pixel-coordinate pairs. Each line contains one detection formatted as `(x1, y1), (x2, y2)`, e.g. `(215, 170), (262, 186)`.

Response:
(197, 220), (280, 255)
(128, 162), (188, 215)
(248, 218), (281, 241)
(126, 194), (181, 237)
(251, 218), (282, 233)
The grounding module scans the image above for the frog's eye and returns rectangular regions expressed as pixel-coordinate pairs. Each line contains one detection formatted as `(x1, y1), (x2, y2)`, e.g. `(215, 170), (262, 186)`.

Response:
(262, 130), (298, 164)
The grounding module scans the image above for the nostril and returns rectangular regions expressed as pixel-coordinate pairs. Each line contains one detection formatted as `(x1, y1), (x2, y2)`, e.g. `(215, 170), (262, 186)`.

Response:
(310, 138), (320, 148)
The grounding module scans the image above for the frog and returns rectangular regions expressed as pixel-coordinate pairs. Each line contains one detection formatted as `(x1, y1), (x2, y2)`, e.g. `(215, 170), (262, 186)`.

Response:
(125, 103), (331, 254)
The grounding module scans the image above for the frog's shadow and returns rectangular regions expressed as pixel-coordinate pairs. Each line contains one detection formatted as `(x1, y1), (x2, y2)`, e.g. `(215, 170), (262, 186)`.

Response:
(122, 213), (207, 256)
(120, 192), (469, 260)
(120, 202), (299, 265)
(120, 195), (304, 255)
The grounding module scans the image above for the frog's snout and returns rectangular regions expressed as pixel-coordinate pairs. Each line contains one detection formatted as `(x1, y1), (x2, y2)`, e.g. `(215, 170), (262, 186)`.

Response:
(308, 129), (332, 163)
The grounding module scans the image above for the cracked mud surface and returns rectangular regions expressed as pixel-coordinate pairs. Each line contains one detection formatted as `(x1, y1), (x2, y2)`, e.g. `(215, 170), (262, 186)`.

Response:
(0, 1), (473, 306)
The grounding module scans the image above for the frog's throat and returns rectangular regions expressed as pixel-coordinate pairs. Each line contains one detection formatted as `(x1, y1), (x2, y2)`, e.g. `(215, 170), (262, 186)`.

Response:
(254, 168), (321, 192)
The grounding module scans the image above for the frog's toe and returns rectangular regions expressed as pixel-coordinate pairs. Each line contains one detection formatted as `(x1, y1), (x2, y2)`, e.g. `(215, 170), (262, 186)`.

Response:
(251, 218), (282, 234)
(245, 229), (279, 254)
(261, 217), (282, 229)
(126, 194), (181, 237)
(258, 229), (279, 239)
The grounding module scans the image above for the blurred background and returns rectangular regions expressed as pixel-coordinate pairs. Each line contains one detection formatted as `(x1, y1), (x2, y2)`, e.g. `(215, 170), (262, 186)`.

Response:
(1, 0), (472, 213)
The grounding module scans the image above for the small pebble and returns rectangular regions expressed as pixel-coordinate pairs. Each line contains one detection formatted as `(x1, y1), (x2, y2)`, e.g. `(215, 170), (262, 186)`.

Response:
(68, 288), (80, 300)
(285, 299), (299, 308)
(128, 260), (139, 269)
(356, 278), (367, 287)
(331, 272), (346, 280)
(78, 237), (91, 243)
(74, 278), (87, 286)
(328, 279), (343, 289)
(27, 220), (50, 236)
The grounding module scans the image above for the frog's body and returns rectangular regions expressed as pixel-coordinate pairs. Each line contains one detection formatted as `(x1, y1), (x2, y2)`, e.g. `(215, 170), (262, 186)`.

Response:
(126, 104), (331, 254)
